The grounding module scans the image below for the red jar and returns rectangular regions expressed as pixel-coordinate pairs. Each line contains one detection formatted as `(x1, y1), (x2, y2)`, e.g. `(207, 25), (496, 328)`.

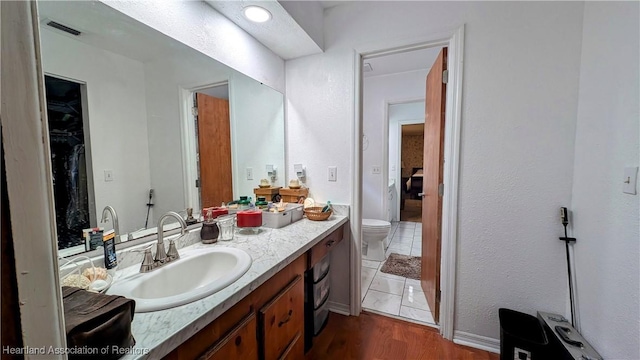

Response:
(237, 210), (262, 228)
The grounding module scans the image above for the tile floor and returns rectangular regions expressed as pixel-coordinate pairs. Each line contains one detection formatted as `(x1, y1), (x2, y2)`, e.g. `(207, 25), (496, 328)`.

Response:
(361, 221), (435, 326)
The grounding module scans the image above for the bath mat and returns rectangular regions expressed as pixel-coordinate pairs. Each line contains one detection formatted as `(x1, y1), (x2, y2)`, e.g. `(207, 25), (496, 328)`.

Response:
(380, 253), (421, 280)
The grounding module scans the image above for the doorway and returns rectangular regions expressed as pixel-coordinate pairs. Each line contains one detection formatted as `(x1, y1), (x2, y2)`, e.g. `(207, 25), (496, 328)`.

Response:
(191, 84), (233, 212)
(44, 75), (96, 251)
(360, 46), (444, 327)
(400, 122), (425, 222)
(353, 26), (465, 340)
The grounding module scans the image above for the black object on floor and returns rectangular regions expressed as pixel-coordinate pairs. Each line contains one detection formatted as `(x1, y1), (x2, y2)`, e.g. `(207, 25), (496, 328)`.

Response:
(499, 308), (548, 360)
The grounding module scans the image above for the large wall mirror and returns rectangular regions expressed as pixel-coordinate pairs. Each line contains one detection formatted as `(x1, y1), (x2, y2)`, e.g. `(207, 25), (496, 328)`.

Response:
(37, 1), (285, 257)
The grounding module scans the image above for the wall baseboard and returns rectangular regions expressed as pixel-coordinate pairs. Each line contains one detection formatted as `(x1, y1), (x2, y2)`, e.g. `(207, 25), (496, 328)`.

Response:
(453, 330), (500, 354)
(328, 301), (351, 316)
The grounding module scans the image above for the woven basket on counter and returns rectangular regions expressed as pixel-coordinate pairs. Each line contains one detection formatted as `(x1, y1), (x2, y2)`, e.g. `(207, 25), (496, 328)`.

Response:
(304, 207), (332, 221)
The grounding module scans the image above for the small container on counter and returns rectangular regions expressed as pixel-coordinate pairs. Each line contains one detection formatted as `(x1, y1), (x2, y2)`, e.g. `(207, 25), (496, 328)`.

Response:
(255, 197), (268, 209)
(237, 210), (263, 228)
(202, 206), (228, 219)
(83, 227), (104, 251)
(200, 209), (219, 244)
(102, 229), (118, 271)
(238, 196), (251, 210)
(217, 215), (235, 241)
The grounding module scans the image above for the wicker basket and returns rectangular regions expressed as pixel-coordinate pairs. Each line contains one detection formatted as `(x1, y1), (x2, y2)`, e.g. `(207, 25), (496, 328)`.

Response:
(304, 207), (332, 221)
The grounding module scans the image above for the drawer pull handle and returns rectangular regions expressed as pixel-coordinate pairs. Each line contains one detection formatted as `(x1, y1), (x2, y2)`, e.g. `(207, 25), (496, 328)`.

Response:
(278, 310), (293, 327)
(325, 240), (335, 248)
(235, 336), (242, 346)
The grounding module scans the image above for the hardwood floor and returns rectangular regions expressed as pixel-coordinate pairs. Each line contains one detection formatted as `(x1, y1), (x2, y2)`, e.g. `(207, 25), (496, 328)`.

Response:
(306, 312), (499, 360)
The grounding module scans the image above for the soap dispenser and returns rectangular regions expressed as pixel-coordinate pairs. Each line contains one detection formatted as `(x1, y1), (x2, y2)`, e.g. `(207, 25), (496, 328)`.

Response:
(200, 209), (219, 244)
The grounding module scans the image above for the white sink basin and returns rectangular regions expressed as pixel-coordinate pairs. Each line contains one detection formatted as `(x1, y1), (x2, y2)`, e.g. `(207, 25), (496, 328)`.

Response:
(107, 247), (252, 312)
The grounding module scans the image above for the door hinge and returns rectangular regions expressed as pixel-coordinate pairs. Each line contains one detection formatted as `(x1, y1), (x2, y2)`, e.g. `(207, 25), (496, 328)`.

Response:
(438, 183), (444, 196)
(191, 106), (198, 116)
(195, 179), (200, 188)
(442, 69), (449, 84)
(436, 290), (441, 302)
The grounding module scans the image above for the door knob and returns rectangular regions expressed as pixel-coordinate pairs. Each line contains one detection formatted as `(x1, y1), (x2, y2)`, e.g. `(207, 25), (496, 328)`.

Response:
(418, 192), (426, 197)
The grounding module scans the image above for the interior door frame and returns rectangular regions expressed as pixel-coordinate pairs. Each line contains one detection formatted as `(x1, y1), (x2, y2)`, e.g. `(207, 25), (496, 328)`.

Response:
(388, 105), (424, 222)
(179, 80), (230, 214)
(44, 73), (98, 257)
(2, 1), (67, 353)
(352, 24), (465, 340)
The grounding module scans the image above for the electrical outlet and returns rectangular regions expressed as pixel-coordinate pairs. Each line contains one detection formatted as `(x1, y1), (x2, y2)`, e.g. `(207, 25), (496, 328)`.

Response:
(104, 169), (114, 182)
(246, 167), (253, 180)
(328, 166), (337, 182)
(372, 166), (381, 174)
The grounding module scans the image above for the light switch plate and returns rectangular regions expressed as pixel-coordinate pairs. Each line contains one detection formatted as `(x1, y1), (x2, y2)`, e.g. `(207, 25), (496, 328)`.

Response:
(328, 166), (337, 182)
(246, 167), (253, 180)
(104, 169), (114, 182)
(623, 167), (638, 195)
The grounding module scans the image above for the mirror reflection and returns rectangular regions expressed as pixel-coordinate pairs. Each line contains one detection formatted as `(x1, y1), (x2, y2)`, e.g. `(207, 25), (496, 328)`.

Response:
(38, 1), (285, 256)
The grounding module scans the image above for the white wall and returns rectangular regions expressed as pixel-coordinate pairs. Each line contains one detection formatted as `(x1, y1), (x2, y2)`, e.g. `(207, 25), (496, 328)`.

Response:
(143, 52), (285, 221)
(570, 2), (639, 358)
(230, 75), (285, 198)
(142, 53), (230, 222)
(363, 70), (427, 220)
(102, 0), (285, 93)
(388, 101), (424, 219)
(40, 29), (152, 235)
(286, 1), (584, 340)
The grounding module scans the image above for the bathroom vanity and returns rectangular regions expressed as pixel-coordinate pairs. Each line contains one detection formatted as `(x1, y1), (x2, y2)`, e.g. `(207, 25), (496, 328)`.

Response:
(115, 214), (348, 360)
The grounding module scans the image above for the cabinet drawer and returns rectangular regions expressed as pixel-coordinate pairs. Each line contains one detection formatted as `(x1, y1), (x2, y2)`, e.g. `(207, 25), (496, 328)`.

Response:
(312, 254), (330, 282)
(312, 271), (330, 310)
(278, 332), (303, 360)
(260, 275), (304, 360)
(308, 225), (344, 268)
(197, 312), (258, 360)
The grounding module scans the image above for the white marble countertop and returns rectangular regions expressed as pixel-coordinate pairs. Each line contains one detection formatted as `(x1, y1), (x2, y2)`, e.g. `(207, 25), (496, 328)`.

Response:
(119, 211), (349, 359)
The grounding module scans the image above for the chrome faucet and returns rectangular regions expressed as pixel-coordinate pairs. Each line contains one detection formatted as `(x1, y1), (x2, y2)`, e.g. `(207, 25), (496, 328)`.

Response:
(101, 206), (120, 243)
(154, 211), (187, 264)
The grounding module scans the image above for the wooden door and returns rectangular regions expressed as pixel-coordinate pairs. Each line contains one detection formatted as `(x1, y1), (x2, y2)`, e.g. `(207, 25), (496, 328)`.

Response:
(197, 93), (233, 208)
(420, 47), (447, 323)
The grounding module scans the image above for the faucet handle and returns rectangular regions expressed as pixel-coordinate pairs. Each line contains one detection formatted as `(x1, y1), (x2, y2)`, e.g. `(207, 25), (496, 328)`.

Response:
(138, 245), (155, 273)
(166, 239), (180, 261)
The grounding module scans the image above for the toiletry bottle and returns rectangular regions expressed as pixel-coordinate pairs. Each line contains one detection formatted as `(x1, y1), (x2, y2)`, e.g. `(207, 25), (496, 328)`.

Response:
(103, 229), (118, 275)
(256, 197), (268, 209)
(200, 209), (219, 244)
(238, 196), (250, 210)
(322, 201), (333, 213)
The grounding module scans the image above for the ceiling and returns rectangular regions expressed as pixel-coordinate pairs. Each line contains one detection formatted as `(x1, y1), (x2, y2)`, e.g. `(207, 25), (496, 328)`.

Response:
(364, 46), (443, 78)
(204, 0), (323, 60)
(39, 1), (443, 80)
(318, 1), (346, 9)
(37, 1), (185, 63)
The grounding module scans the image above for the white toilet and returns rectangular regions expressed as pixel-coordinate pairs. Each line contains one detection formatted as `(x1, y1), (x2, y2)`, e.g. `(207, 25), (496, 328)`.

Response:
(362, 219), (391, 261)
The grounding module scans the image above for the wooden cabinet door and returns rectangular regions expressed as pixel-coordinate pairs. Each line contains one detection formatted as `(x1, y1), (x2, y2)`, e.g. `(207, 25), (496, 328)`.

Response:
(259, 275), (304, 360)
(278, 332), (303, 360)
(198, 312), (258, 360)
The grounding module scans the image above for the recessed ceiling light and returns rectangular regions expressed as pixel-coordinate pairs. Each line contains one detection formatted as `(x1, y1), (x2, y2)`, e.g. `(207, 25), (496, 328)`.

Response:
(243, 6), (272, 23)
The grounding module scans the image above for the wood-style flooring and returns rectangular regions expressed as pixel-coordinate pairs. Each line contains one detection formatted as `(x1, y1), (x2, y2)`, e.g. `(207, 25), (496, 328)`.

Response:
(306, 312), (499, 360)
